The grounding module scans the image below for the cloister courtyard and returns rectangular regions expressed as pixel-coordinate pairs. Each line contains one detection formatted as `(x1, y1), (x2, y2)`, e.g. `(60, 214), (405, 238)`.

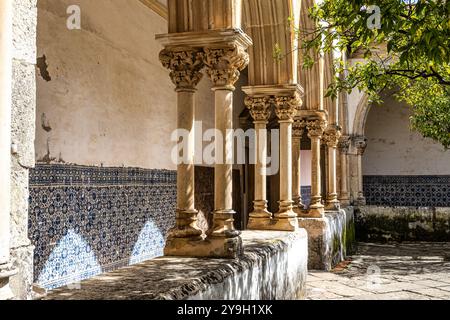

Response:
(1, 0), (449, 302)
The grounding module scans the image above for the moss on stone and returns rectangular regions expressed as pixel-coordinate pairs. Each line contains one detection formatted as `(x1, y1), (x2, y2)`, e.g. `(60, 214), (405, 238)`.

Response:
(355, 206), (450, 242)
(344, 217), (356, 254)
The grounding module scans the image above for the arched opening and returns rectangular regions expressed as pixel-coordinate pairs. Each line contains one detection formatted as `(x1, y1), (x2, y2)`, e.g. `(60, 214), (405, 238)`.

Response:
(362, 92), (450, 207)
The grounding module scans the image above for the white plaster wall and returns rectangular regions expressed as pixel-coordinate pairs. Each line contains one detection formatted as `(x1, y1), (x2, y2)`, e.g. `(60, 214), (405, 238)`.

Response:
(36, 0), (218, 170)
(300, 150), (312, 186)
(363, 94), (450, 175)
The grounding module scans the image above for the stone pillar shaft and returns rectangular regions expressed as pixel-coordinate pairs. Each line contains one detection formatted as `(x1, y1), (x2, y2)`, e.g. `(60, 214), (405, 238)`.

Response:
(338, 136), (351, 206)
(310, 137), (322, 204)
(160, 48), (204, 240)
(204, 44), (249, 241)
(0, 0), (12, 266)
(0, 0), (16, 300)
(254, 122), (268, 207)
(292, 119), (306, 213)
(307, 119), (327, 218)
(292, 136), (301, 207)
(243, 95), (272, 228)
(279, 120), (293, 210)
(210, 88), (237, 237)
(157, 29), (251, 258)
(323, 126), (341, 210)
(272, 92), (302, 231)
(327, 147), (337, 199)
(175, 89), (202, 236)
(355, 136), (367, 205)
(177, 91), (195, 212)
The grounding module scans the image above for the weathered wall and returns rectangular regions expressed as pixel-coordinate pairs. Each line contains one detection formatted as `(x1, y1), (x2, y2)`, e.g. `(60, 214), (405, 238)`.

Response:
(356, 206), (450, 242)
(35, 0), (230, 170)
(29, 164), (176, 289)
(44, 230), (309, 300)
(361, 94), (450, 207)
(9, 0), (37, 300)
(298, 208), (355, 271)
(363, 95), (450, 175)
(32, 0), (249, 290)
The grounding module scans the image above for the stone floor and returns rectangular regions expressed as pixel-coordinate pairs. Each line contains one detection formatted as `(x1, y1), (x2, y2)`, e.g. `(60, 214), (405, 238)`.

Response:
(307, 242), (450, 300)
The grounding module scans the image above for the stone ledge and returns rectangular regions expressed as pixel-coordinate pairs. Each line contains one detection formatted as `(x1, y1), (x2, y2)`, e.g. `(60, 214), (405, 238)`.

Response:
(355, 206), (450, 242)
(43, 230), (308, 300)
(298, 208), (355, 270)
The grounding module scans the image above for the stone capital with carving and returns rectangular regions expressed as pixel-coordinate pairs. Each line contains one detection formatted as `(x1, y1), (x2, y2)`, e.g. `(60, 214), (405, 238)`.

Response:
(293, 119), (307, 138)
(274, 92), (302, 122)
(159, 48), (204, 91)
(204, 44), (249, 89)
(244, 96), (271, 123)
(307, 119), (327, 139)
(338, 135), (351, 154)
(323, 126), (342, 148)
(354, 135), (368, 155)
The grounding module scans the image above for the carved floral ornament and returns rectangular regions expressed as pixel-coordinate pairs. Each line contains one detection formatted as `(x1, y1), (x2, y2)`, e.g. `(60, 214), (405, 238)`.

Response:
(323, 126), (342, 148)
(293, 119), (307, 138)
(274, 92), (302, 121)
(159, 48), (204, 90)
(307, 119), (327, 139)
(338, 135), (351, 153)
(354, 136), (368, 155)
(244, 96), (272, 122)
(204, 44), (250, 88)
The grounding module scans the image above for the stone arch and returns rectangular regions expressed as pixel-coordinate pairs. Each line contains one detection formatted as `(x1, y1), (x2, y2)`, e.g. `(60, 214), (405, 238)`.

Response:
(352, 93), (371, 136)
(242, 0), (300, 86)
(297, 0), (321, 110)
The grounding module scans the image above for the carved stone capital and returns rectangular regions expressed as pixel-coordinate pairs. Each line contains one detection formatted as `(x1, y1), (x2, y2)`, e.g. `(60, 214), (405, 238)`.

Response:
(274, 92), (302, 122)
(293, 119), (307, 138)
(204, 44), (249, 89)
(307, 119), (327, 139)
(159, 48), (204, 91)
(354, 135), (368, 155)
(338, 135), (351, 154)
(244, 96), (272, 123)
(323, 126), (342, 148)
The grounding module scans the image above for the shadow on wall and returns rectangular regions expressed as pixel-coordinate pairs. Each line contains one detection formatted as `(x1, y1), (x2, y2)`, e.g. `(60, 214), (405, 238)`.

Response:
(29, 164), (176, 290)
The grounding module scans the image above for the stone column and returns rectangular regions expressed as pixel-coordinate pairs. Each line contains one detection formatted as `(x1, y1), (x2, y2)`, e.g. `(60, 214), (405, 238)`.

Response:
(0, 0), (16, 300)
(204, 44), (248, 242)
(292, 119), (306, 214)
(244, 96), (272, 229)
(338, 136), (351, 207)
(355, 136), (368, 205)
(307, 119), (327, 218)
(272, 93), (301, 231)
(323, 126), (341, 211)
(159, 48), (204, 253)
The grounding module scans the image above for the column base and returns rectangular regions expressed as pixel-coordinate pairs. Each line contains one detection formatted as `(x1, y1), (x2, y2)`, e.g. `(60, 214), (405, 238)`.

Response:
(356, 196), (366, 206)
(247, 216), (271, 230)
(247, 203), (272, 230)
(0, 264), (17, 300)
(169, 209), (203, 238)
(166, 226), (203, 239)
(293, 206), (307, 216)
(164, 235), (243, 259)
(339, 197), (351, 207)
(270, 216), (299, 231)
(272, 201), (299, 231)
(298, 205), (325, 218)
(247, 216), (299, 232)
(325, 200), (340, 211)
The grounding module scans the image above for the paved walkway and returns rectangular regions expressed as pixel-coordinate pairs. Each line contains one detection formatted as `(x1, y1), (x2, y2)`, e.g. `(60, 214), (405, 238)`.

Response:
(307, 242), (450, 300)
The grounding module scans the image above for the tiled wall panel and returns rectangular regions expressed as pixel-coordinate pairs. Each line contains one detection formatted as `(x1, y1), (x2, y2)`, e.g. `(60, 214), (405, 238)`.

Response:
(363, 175), (450, 207)
(29, 164), (176, 289)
